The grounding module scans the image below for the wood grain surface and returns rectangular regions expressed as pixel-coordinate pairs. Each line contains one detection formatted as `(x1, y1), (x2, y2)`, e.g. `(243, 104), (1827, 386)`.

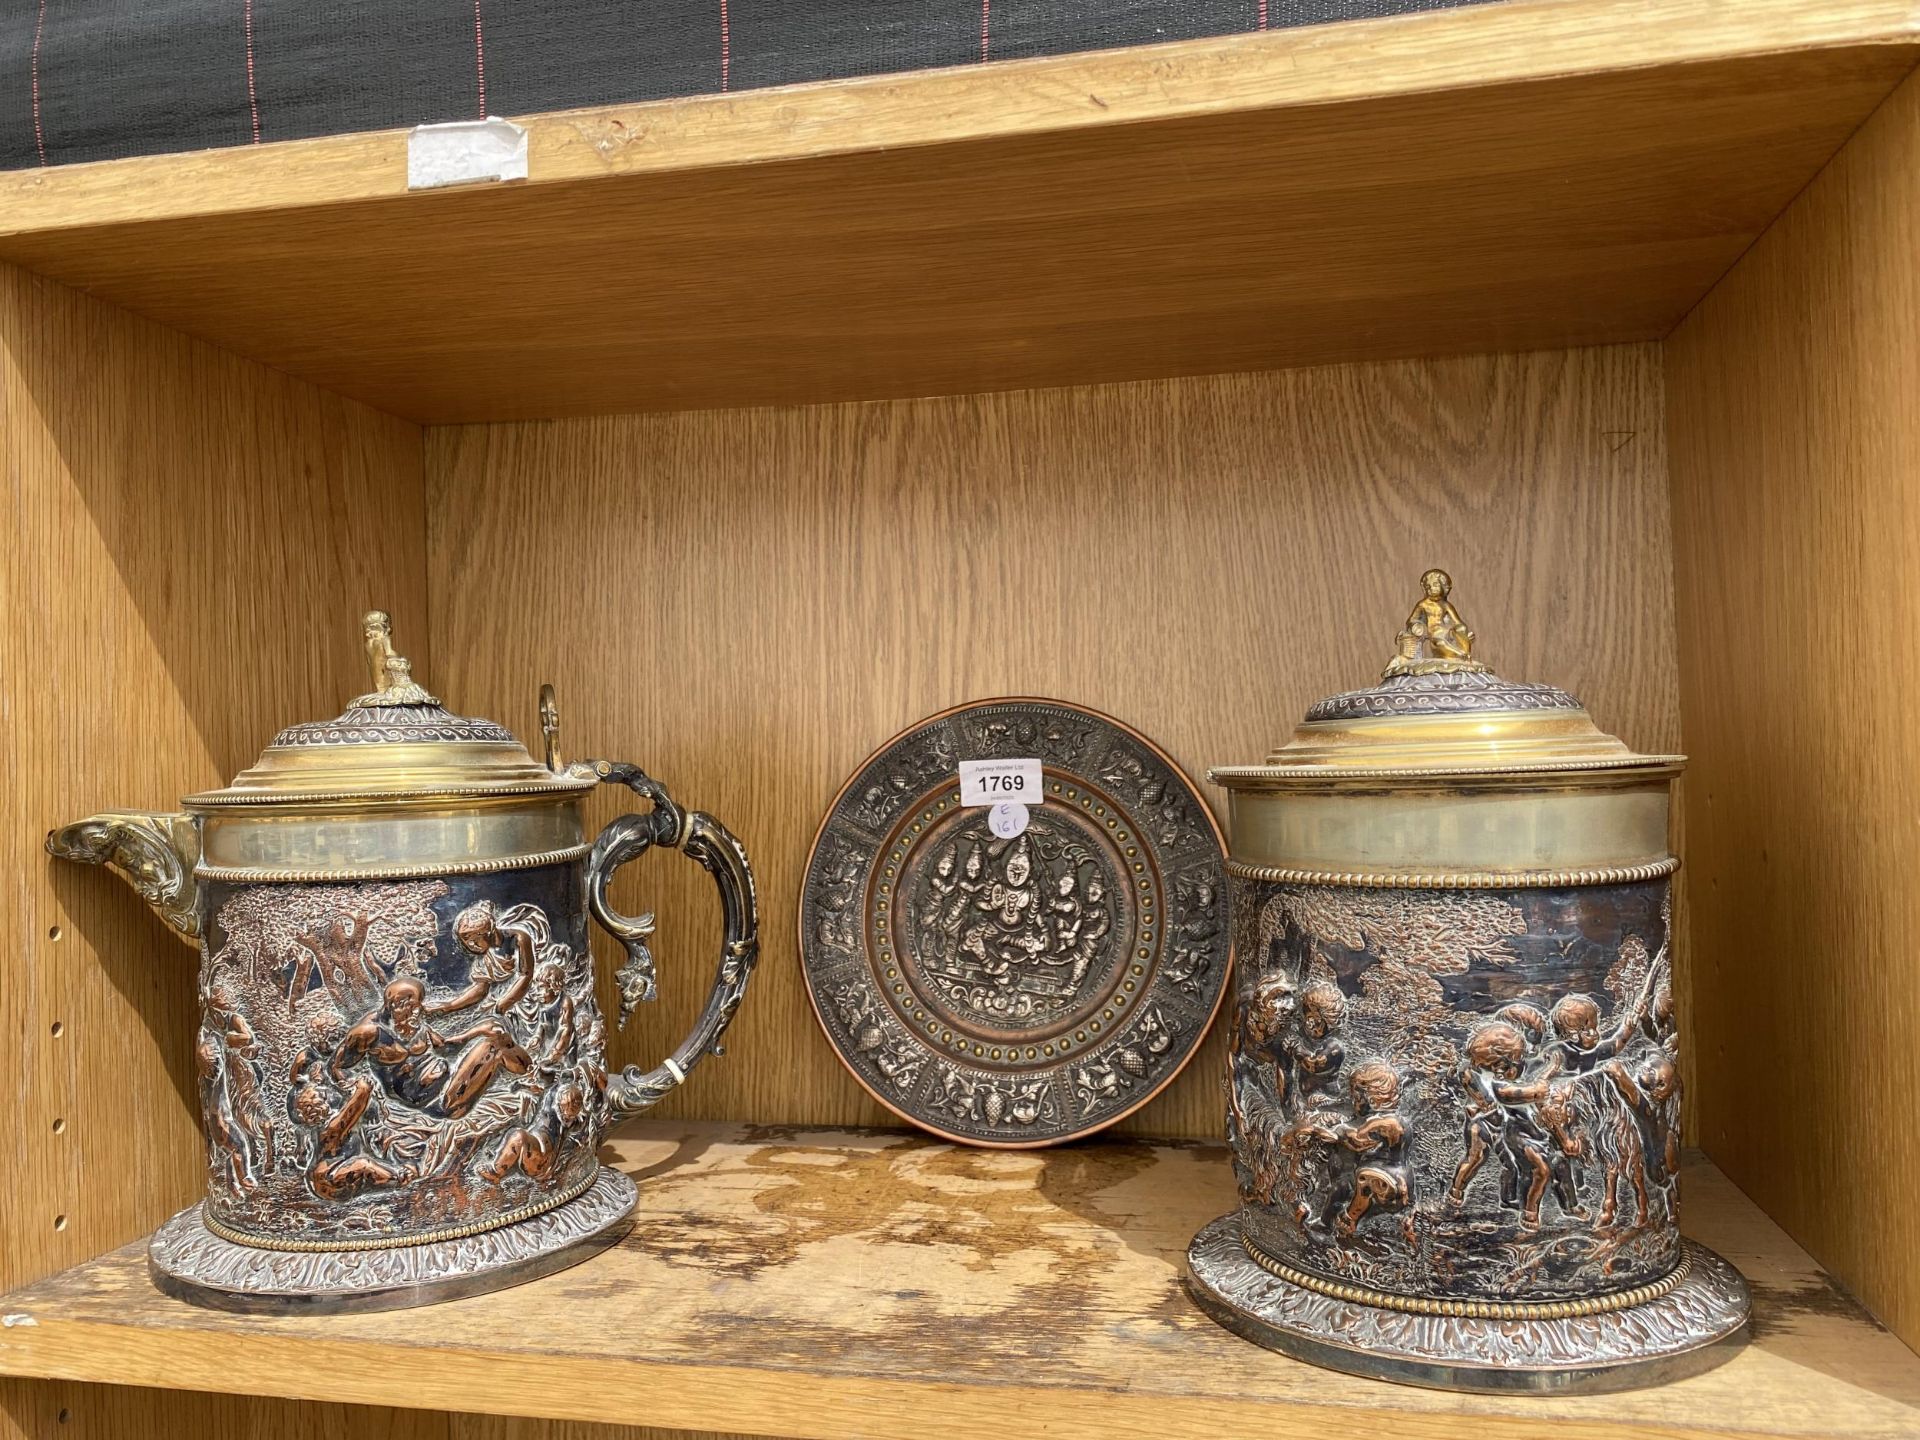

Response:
(0, 1385), (736, 1440)
(426, 345), (1680, 1144)
(0, 1389), (728, 1440)
(1667, 68), (1920, 1352)
(0, 0), (1912, 421)
(3, 1122), (1916, 1440)
(0, 1386), (442, 1440)
(0, 259), (427, 1435)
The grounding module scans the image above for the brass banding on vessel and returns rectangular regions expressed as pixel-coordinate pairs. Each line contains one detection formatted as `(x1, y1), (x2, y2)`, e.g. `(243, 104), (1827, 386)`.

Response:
(1214, 783), (1674, 876)
(1222, 857), (1681, 889)
(196, 844), (597, 885)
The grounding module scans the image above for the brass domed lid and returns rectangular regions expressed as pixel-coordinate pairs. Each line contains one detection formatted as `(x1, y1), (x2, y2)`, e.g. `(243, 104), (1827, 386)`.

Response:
(184, 612), (595, 808)
(1211, 570), (1682, 786)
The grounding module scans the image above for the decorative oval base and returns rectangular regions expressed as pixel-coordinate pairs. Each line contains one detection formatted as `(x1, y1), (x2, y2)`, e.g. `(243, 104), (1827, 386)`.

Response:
(149, 1167), (636, 1314)
(1185, 1214), (1749, 1394)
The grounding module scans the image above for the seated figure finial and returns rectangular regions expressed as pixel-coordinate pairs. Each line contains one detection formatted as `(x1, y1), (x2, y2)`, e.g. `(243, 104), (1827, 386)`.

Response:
(351, 610), (439, 707)
(539, 683), (563, 772)
(1382, 569), (1487, 680)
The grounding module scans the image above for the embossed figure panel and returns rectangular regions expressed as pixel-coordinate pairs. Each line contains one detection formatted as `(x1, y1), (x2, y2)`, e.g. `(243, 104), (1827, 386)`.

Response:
(1226, 877), (1683, 1301)
(196, 862), (609, 1247)
(801, 698), (1230, 1146)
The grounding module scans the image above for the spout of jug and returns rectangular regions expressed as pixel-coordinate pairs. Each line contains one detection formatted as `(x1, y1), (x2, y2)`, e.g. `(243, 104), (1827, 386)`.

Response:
(47, 810), (202, 943)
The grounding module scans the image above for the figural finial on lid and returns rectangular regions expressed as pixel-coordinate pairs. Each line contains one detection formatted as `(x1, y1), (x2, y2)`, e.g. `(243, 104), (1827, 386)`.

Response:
(351, 609), (439, 708)
(1382, 569), (1488, 681)
(538, 683), (563, 772)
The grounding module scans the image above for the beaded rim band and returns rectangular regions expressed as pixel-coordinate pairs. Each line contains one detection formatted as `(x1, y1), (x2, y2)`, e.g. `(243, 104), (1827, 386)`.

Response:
(203, 1165), (600, 1252)
(1240, 1230), (1692, 1319)
(196, 842), (593, 884)
(184, 777), (597, 808)
(1222, 857), (1679, 890)
(1209, 756), (1685, 784)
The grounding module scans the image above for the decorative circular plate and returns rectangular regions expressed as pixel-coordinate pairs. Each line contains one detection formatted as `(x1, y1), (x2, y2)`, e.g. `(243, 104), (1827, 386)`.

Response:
(800, 698), (1231, 1147)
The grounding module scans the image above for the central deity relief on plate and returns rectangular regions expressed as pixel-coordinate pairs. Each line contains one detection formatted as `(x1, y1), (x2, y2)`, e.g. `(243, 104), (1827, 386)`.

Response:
(901, 812), (1122, 1033)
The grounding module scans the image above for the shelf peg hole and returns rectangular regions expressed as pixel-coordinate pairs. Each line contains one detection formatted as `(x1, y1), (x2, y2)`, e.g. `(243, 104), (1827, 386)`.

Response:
(51, 1118), (65, 1134)
(50, 1021), (64, 1038)
(53, 1214), (68, 1231)
(47, 925), (61, 942)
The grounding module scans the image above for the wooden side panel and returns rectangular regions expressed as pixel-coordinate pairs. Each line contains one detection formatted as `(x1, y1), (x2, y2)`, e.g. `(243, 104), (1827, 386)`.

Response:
(427, 345), (1679, 1141)
(0, 261), (426, 1435)
(1667, 70), (1920, 1348)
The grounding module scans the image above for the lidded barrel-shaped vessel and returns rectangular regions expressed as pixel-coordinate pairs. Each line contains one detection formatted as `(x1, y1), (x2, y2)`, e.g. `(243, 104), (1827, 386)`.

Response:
(1185, 571), (1749, 1393)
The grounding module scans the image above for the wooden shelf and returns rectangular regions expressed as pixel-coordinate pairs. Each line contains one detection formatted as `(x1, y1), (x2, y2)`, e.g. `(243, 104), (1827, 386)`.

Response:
(0, 0), (1914, 421)
(0, 1123), (1914, 1439)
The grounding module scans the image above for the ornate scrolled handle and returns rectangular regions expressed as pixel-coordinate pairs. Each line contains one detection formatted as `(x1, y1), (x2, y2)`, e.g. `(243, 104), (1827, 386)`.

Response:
(46, 810), (202, 943)
(585, 761), (760, 1117)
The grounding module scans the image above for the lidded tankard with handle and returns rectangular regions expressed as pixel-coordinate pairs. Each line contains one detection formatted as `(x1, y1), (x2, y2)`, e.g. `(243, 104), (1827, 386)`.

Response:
(49, 612), (760, 1312)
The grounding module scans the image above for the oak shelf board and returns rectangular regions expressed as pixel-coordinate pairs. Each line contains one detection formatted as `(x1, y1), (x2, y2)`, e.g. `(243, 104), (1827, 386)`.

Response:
(0, 1123), (1915, 1440)
(1, 0), (1916, 423)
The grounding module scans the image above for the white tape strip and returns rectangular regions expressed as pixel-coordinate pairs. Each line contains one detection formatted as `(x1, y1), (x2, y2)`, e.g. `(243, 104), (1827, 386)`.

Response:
(663, 1056), (687, 1084)
(407, 116), (529, 190)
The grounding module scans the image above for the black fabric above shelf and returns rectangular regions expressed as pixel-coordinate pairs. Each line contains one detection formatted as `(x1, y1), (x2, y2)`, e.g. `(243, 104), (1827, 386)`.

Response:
(0, 0), (1505, 173)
